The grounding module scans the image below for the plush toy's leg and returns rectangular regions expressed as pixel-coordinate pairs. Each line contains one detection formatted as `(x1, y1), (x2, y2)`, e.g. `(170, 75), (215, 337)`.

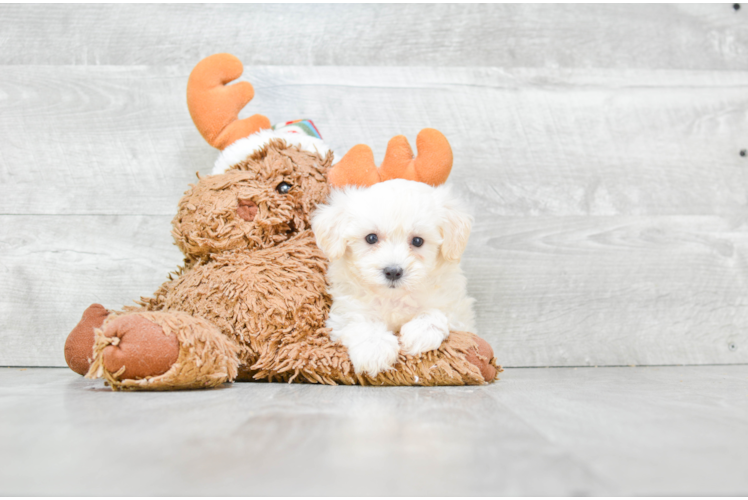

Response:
(85, 311), (243, 391)
(65, 304), (111, 375)
(251, 328), (500, 386)
(365, 330), (501, 386)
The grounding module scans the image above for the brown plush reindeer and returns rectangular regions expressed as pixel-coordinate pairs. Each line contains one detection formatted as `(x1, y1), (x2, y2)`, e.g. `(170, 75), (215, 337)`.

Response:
(63, 53), (499, 390)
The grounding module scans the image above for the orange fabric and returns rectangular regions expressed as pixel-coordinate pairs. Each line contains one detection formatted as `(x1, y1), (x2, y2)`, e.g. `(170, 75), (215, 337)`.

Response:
(464, 336), (498, 382)
(187, 53), (271, 150)
(329, 128), (453, 188)
(101, 315), (180, 380)
(326, 144), (381, 188)
(413, 128), (454, 186)
(64, 303), (110, 376)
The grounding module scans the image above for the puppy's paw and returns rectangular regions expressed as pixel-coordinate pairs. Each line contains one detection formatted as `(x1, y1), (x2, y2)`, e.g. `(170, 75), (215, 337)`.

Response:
(345, 327), (400, 377)
(399, 310), (451, 356)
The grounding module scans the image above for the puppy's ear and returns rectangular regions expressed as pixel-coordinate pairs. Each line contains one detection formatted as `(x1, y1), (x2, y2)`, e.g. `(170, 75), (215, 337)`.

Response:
(312, 189), (350, 260)
(437, 187), (473, 261)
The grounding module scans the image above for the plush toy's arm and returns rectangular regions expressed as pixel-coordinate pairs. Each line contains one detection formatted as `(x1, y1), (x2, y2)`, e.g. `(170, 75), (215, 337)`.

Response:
(249, 326), (498, 386)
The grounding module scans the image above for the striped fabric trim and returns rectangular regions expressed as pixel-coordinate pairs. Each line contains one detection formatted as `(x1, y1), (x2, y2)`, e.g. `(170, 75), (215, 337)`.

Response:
(271, 119), (323, 140)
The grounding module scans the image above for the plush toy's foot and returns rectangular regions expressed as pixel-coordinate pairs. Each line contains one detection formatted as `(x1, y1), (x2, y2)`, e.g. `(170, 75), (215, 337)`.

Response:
(86, 311), (243, 391)
(97, 314), (180, 380)
(464, 336), (499, 382)
(64, 304), (110, 375)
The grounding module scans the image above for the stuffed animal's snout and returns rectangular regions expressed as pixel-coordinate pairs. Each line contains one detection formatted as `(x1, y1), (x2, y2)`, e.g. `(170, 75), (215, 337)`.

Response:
(237, 198), (258, 222)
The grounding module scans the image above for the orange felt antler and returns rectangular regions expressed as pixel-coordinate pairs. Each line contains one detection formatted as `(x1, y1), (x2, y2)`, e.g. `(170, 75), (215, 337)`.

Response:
(187, 53), (271, 150)
(328, 128), (453, 188)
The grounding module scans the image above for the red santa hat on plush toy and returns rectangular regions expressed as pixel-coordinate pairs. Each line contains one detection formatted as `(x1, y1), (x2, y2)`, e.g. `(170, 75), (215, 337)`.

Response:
(187, 53), (453, 186)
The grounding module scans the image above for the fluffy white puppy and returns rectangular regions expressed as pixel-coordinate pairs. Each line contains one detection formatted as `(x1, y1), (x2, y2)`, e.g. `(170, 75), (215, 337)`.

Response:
(311, 179), (476, 376)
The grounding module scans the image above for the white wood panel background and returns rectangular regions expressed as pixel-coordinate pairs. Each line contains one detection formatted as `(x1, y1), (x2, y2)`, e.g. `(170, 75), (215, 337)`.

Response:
(1, 4), (747, 367)
(1, 4), (745, 70)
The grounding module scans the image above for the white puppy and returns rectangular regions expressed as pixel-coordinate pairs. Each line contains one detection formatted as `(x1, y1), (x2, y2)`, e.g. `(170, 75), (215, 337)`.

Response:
(311, 179), (476, 376)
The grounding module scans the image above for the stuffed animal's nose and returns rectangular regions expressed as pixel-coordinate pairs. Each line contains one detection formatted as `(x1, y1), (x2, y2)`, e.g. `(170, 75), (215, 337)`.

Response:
(383, 266), (404, 281)
(237, 199), (258, 222)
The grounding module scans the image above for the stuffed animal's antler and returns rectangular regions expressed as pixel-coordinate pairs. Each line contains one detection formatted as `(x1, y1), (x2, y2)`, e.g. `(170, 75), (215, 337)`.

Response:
(187, 53), (271, 150)
(328, 128), (453, 188)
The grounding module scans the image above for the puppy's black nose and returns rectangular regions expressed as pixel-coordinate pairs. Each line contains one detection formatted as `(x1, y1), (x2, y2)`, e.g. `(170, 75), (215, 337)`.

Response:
(383, 266), (404, 281)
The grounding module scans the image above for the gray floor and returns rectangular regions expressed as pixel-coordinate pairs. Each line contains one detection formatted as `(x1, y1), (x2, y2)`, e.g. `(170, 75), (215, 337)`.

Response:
(1, 366), (746, 496)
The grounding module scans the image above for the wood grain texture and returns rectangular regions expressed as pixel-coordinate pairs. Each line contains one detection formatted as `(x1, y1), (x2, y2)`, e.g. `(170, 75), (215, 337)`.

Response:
(1, 366), (747, 495)
(492, 365), (748, 495)
(0, 215), (181, 367)
(1, 66), (746, 216)
(0, 4), (745, 70)
(466, 216), (748, 366)
(2, 214), (747, 367)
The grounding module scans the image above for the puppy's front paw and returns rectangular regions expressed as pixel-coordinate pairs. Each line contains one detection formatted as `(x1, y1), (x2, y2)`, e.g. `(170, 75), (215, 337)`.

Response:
(399, 311), (451, 356)
(345, 328), (400, 377)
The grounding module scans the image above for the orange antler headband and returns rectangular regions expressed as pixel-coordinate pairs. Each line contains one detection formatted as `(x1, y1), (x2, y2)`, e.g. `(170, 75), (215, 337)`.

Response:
(186, 53), (271, 150)
(187, 53), (452, 186)
(328, 128), (453, 188)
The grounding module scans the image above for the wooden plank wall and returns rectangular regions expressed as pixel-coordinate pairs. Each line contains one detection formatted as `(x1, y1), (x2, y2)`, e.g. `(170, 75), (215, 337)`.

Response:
(1, 4), (747, 367)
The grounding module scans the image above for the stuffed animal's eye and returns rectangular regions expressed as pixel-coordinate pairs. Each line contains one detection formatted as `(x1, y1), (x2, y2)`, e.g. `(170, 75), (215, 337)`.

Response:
(365, 234), (378, 244)
(412, 237), (424, 247)
(276, 182), (292, 194)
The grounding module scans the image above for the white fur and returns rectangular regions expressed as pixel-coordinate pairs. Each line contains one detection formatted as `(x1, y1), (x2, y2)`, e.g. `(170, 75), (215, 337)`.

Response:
(399, 309), (451, 356)
(312, 179), (476, 376)
(328, 318), (400, 377)
(212, 128), (333, 175)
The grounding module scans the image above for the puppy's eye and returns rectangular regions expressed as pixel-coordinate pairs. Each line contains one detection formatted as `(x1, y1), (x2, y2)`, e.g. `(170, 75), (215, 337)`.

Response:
(276, 182), (292, 194)
(412, 237), (424, 247)
(365, 234), (378, 244)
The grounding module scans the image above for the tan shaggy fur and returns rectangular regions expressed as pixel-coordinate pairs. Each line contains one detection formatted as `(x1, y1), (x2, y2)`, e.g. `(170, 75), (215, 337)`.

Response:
(78, 140), (500, 390)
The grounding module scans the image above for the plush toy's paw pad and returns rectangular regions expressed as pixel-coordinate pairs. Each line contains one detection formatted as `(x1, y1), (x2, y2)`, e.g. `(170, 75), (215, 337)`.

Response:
(464, 337), (498, 382)
(399, 312), (450, 356)
(101, 315), (180, 380)
(347, 331), (400, 377)
(65, 303), (109, 376)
